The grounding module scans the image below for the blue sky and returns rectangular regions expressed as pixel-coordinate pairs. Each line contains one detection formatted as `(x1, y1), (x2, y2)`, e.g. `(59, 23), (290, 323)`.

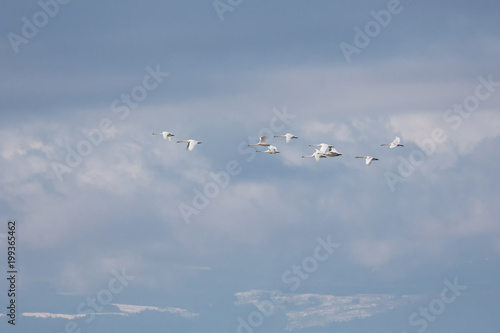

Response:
(1, 0), (500, 332)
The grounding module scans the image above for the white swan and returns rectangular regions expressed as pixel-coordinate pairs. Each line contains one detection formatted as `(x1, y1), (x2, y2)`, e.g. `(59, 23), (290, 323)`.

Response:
(323, 146), (342, 157)
(177, 139), (202, 151)
(153, 131), (175, 141)
(309, 143), (332, 154)
(256, 145), (280, 154)
(381, 136), (404, 148)
(302, 149), (327, 162)
(248, 136), (270, 147)
(355, 156), (379, 166)
(274, 133), (298, 143)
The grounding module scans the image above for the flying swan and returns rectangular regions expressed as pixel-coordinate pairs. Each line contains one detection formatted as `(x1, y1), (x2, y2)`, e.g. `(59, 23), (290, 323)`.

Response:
(153, 131), (175, 141)
(302, 149), (327, 162)
(177, 139), (202, 151)
(309, 143), (332, 154)
(323, 146), (342, 157)
(355, 156), (379, 166)
(256, 145), (280, 154)
(248, 136), (270, 147)
(381, 136), (404, 148)
(274, 133), (298, 143)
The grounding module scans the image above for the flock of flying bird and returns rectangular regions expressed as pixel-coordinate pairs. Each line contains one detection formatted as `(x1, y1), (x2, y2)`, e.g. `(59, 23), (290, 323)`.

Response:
(152, 131), (404, 166)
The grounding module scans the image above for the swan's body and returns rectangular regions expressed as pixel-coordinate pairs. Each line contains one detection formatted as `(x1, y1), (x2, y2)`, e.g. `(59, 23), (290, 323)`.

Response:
(309, 143), (332, 154)
(355, 156), (379, 166)
(274, 133), (298, 143)
(177, 139), (202, 151)
(302, 149), (327, 163)
(323, 146), (342, 157)
(381, 136), (404, 148)
(248, 136), (270, 147)
(153, 131), (175, 141)
(256, 145), (280, 154)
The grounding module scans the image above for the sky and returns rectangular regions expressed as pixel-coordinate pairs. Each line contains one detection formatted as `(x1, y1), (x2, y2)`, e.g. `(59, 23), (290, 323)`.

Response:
(1, 0), (500, 332)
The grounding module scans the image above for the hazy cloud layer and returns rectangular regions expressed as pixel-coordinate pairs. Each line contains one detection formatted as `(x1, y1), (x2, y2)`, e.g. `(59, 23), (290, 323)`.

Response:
(1, 1), (499, 332)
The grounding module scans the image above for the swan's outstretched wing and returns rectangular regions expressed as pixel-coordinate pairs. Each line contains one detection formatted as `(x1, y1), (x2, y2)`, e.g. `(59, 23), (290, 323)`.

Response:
(177, 140), (201, 151)
(285, 133), (297, 143)
(389, 136), (400, 148)
(270, 145), (279, 154)
(318, 143), (330, 154)
(187, 140), (201, 151)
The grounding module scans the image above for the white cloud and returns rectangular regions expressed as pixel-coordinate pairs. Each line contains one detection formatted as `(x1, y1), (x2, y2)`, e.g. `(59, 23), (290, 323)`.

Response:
(279, 145), (307, 166)
(389, 110), (500, 170)
(112, 303), (199, 318)
(283, 293), (425, 330)
(18, 303), (198, 321)
(194, 181), (305, 244)
(234, 290), (425, 330)
(74, 142), (151, 193)
(0, 126), (57, 162)
(302, 121), (336, 138)
(234, 289), (268, 305)
(301, 121), (355, 144)
(22, 312), (123, 320)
